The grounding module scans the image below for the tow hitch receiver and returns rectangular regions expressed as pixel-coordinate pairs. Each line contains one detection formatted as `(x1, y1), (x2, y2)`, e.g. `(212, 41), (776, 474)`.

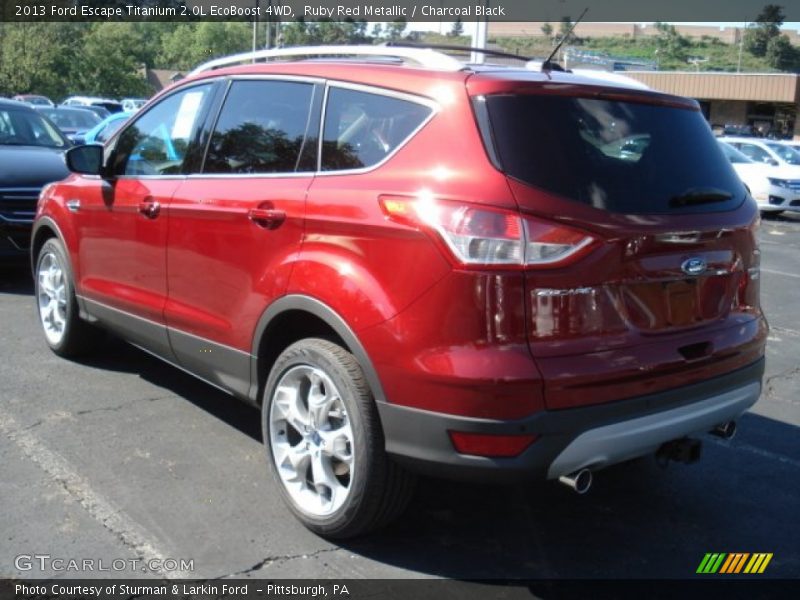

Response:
(656, 437), (702, 465)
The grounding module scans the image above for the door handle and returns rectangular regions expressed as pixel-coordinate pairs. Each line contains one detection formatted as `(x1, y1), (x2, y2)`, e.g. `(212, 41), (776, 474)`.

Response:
(66, 199), (81, 213)
(138, 200), (160, 219)
(248, 208), (286, 229)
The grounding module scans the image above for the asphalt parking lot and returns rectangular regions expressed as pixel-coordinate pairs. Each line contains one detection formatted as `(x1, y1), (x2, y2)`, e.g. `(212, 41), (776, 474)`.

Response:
(1, 213), (799, 581)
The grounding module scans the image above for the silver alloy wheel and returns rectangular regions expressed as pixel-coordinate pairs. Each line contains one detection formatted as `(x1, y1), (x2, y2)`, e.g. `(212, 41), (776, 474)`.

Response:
(269, 365), (355, 517)
(37, 251), (68, 345)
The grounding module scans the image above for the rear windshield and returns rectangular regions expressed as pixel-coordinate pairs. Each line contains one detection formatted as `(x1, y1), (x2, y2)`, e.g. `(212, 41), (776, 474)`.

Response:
(484, 94), (745, 214)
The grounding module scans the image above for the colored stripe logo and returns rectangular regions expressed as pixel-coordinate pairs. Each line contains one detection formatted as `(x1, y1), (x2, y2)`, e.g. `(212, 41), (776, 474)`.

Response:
(697, 553), (773, 574)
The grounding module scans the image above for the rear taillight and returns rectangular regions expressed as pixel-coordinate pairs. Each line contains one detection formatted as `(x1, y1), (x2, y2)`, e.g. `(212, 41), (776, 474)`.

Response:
(380, 193), (597, 268)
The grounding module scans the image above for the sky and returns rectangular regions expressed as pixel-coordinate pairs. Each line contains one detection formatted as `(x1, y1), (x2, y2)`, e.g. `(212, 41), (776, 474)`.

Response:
(406, 21), (800, 36)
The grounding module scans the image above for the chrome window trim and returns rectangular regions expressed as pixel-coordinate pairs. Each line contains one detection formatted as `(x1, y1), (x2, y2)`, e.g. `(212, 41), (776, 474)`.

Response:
(196, 76), (320, 178)
(108, 80), (216, 178)
(110, 76), (441, 181)
(317, 80), (440, 177)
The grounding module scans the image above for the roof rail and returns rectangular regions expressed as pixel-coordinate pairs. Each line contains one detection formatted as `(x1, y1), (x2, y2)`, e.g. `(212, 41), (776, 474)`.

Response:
(189, 45), (465, 76)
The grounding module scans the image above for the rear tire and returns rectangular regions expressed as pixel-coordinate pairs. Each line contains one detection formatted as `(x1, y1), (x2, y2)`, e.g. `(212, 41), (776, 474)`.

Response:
(262, 338), (415, 538)
(35, 238), (101, 357)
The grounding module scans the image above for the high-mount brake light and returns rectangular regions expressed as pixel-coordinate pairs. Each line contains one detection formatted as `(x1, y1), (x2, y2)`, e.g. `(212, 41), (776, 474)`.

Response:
(379, 193), (597, 268)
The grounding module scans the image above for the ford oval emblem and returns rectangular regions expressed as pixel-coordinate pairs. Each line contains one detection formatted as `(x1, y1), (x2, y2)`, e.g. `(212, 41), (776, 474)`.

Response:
(681, 257), (707, 276)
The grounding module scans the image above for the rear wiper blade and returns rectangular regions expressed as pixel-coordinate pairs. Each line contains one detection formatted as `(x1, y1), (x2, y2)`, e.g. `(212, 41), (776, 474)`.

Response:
(670, 188), (733, 208)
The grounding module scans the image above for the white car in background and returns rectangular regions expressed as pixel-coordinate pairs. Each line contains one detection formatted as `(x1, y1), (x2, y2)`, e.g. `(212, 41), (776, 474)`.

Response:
(719, 136), (800, 170)
(718, 141), (800, 214)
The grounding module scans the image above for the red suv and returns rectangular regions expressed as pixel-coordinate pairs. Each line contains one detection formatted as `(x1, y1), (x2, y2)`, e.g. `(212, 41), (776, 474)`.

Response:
(32, 46), (766, 538)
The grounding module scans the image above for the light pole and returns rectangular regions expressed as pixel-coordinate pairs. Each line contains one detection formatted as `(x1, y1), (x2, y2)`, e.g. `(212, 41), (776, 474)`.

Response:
(737, 22), (747, 73)
(252, 0), (260, 56)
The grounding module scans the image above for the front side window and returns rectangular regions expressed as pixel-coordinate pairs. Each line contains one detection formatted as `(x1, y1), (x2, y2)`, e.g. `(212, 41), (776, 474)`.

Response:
(96, 117), (127, 143)
(111, 84), (212, 176)
(204, 80), (315, 174)
(321, 88), (432, 171)
(0, 108), (67, 148)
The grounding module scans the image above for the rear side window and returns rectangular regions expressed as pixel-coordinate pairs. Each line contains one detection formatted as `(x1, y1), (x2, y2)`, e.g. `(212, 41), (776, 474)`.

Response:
(321, 88), (432, 171)
(204, 80), (315, 174)
(485, 94), (745, 214)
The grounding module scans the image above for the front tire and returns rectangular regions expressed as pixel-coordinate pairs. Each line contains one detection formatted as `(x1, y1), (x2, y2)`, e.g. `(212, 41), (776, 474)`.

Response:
(35, 238), (100, 357)
(262, 338), (415, 538)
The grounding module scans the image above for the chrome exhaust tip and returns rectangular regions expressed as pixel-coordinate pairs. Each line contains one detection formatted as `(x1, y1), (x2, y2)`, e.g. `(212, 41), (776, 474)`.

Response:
(558, 468), (593, 494)
(710, 421), (737, 440)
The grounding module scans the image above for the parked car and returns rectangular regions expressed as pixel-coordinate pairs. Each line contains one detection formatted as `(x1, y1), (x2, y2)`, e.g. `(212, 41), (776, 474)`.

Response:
(0, 99), (70, 258)
(121, 98), (148, 112)
(720, 136), (800, 171)
(34, 106), (101, 143)
(12, 94), (54, 107)
(719, 141), (800, 214)
(61, 96), (124, 114)
(72, 111), (133, 145)
(80, 105), (111, 121)
(33, 46), (766, 538)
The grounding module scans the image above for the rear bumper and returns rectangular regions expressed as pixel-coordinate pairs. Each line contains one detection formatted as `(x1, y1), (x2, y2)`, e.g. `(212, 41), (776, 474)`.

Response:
(378, 358), (764, 483)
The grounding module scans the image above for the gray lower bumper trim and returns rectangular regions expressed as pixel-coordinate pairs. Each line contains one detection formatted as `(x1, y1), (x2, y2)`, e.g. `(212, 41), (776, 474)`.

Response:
(546, 381), (761, 479)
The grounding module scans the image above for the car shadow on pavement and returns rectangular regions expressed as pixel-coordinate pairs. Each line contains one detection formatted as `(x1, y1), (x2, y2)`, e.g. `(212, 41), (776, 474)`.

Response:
(63, 332), (800, 579)
(71, 336), (263, 442)
(339, 411), (799, 579)
(7, 267), (796, 580)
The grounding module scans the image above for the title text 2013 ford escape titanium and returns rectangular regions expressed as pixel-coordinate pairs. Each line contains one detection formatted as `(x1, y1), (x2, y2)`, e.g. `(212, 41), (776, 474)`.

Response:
(32, 46), (766, 538)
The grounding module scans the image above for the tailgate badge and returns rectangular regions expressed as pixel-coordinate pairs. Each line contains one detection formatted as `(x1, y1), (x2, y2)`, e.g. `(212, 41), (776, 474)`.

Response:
(681, 257), (707, 276)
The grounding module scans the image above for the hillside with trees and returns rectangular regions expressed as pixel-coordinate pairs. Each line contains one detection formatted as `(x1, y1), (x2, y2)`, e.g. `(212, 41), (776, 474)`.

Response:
(1, 10), (798, 100)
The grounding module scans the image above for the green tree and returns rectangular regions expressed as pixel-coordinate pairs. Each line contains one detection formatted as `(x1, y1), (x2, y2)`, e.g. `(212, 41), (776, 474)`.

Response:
(744, 4), (785, 57)
(558, 17), (580, 45)
(0, 23), (86, 98)
(384, 20), (407, 41)
(157, 22), (251, 70)
(541, 22), (553, 40)
(449, 18), (464, 38)
(73, 23), (152, 97)
(765, 34), (799, 70)
(654, 22), (690, 61)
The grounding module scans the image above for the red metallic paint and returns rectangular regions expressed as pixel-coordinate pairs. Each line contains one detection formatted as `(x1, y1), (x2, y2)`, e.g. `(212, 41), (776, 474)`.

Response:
(36, 61), (765, 425)
(164, 177), (310, 351)
(69, 175), (179, 323)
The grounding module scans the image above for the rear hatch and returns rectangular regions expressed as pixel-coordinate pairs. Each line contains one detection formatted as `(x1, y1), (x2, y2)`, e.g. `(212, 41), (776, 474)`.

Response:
(472, 77), (766, 409)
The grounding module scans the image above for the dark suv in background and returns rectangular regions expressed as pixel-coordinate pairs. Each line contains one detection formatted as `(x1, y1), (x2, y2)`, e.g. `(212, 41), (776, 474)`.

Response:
(0, 98), (70, 258)
(33, 46), (766, 538)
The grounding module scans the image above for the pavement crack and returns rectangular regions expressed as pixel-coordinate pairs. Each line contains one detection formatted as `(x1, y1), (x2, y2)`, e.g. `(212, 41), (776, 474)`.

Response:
(213, 547), (342, 578)
(763, 363), (800, 400)
(22, 419), (43, 432)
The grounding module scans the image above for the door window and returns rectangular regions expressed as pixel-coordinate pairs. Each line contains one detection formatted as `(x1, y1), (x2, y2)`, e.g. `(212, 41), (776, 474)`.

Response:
(321, 88), (432, 171)
(203, 80), (315, 174)
(736, 143), (772, 164)
(110, 84), (212, 176)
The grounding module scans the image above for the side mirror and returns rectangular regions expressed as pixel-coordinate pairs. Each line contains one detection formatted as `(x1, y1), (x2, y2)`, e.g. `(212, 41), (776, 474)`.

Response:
(65, 144), (106, 176)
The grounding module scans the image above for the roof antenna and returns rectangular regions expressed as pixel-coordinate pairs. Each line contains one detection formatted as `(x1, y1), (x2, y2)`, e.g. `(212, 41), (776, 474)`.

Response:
(542, 7), (589, 72)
